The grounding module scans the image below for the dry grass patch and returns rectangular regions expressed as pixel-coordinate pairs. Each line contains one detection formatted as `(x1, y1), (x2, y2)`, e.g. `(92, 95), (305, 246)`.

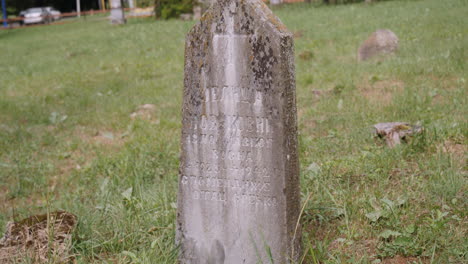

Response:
(440, 140), (466, 157)
(329, 238), (378, 260)
(74, 126), (127, 149)
(293, 30), (304, 39)
(382, 255), (428, 264)
(419, 75), (464, 90)
(0, 211), (76, 264)
(439, 140), (467, 167)
(359, 79), (405, 106)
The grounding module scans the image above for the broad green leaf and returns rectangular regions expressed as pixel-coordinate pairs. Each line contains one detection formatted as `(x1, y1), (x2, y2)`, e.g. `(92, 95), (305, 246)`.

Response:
(393, 236), (413, 247)
(379, 230), (401, 239)
(122, 187), (133, 200)
(405, 224), (416, 234)
(365, 211), (382, 222)
(369, 197), (381, 211)
(381, 198), (395, 209)
(122, 251), (138, 262)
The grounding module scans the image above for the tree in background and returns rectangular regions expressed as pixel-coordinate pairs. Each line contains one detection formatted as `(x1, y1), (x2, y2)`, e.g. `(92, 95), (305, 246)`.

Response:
(154, 0), (193, 20)
(136, 0), (153, 8)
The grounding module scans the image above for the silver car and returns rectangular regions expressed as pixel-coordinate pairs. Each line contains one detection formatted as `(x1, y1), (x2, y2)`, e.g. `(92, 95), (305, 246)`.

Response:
(43, 7), (61, 21)
(23, 8), (52, 25)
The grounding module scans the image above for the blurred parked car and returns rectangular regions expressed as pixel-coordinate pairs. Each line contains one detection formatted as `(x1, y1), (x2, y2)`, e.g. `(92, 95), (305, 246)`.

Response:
(23, 8), (53, 25)
(18, 10), (26, 25)
(43, 7), (61, 21)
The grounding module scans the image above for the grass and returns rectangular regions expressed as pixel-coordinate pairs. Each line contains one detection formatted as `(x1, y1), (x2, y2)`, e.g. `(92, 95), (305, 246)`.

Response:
(0, 0), (466, 263)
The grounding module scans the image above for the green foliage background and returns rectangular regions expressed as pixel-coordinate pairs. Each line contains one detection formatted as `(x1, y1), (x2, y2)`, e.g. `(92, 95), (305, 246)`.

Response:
(154, 0), (193, 20)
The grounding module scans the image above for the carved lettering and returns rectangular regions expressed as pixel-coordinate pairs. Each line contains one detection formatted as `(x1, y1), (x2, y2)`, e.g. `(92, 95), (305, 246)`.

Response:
(177, 1), (300, 262)
(184, 114), (275, 134)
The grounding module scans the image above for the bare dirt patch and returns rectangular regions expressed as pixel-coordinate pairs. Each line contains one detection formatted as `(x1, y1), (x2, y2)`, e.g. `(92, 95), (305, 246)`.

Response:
(418, 74), (462, 91)
(50, 125), (128, 180)
(74, 126), (126, 148)
(0, 187), (10, 210)
(328, 237), (378, 260)
(0, 211), (76, 264)
(431, 94), (446, 105)
(129, 104), (159, 124)
(439, 140), (467, 166)
(299, 50), (314, 60)
(293, 30), (304, 39)
(359, 79), (404, 106)
(441, 140), (466, 156)
(382, 255), (428, 264)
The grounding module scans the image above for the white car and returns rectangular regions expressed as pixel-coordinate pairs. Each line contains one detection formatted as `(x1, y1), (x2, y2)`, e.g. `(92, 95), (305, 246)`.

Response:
(23, 8), (52, 25)
(43, 7), (61, 21)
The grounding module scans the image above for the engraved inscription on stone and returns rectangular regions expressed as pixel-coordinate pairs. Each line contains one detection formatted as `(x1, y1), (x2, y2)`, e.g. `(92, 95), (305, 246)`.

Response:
(177, 1), (301, 263)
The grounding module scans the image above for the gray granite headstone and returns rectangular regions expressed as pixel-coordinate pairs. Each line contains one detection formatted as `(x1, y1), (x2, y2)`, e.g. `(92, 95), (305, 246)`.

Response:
(270, 0), (284, 5)
(109, 0), (126, 24)
(193, 6), (203, 20)
(358, 29), (398, 61)
(177, 0), (301, 263)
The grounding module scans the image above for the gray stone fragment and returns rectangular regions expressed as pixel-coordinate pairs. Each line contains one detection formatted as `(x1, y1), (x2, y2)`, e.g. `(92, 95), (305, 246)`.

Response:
(180, 13), (193, 21)
(358, 29), (398, 61)
(109, 0), (126, 24)
(374, 122), (422, 148)
(193, 6), (203, 20)
(270, 0), (283, 5)
(177, 0), (301, 263)
(128, 0), (135, 9)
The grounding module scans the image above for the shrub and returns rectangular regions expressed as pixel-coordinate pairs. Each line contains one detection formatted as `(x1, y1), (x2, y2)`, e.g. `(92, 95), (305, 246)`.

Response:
(154, 0), (194, 20)
(138, 0), (154, 8)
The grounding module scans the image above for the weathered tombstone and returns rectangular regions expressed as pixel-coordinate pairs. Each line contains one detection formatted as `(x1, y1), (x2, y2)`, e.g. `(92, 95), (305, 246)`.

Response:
(128, 0), (135, 9)
(193, 6), (203, 20)
(358, 29), (398, 61)
(109, 0), (126, 24)
(270, 0), (284, 5)
(180, 13), (193, 21)
(177, 0), (301, 263)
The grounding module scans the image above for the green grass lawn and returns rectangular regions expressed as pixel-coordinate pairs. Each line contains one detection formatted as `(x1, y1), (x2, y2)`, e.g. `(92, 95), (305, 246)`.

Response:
(0, 0), (466, 263)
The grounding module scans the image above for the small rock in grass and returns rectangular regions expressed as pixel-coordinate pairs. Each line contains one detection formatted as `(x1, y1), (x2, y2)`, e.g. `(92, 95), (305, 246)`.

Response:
(374, 122), (422, 148)
(358, 29), (398, 61)
(293, 30), (304, 39)
(130, 104), (157, 120)
(299, 50), (314, 60)
(312, 89), (333, 98)
(101, 131), (115, 140)
(180, 13), (193, 21)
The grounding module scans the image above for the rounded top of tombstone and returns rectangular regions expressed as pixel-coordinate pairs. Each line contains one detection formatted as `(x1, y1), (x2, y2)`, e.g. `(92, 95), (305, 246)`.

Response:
(195, 0), (291, 37)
